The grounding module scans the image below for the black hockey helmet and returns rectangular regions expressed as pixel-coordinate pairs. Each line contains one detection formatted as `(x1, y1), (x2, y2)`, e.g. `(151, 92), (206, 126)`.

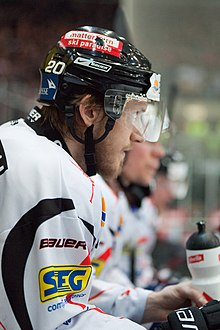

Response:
(37, 26), (164, 175)
(38, 26), (163, 139)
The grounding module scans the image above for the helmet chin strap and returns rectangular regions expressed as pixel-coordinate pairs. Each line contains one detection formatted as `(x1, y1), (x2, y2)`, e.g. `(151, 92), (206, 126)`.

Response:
(64, 106), (115, 176)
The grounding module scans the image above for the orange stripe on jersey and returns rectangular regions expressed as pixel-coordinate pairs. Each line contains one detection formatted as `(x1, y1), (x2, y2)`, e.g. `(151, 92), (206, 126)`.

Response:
(101, 196), (106, 228)
(116, 214), (123, 236)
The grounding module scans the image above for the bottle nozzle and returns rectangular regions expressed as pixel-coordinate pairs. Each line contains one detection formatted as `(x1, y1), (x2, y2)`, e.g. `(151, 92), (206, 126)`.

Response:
(197, 221), (206, 234)
(186, 220), (220, 250)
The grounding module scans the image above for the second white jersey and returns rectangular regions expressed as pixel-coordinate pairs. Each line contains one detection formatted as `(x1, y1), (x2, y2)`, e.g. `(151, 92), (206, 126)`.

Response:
(91, 175), (151, 322)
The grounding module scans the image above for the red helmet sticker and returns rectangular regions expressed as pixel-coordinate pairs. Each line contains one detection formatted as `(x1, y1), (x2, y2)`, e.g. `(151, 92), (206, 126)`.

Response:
(60, 30), (123, 58)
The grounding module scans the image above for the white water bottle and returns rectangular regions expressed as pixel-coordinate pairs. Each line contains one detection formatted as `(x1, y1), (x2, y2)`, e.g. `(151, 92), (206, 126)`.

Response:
(186, 220), (220, 300)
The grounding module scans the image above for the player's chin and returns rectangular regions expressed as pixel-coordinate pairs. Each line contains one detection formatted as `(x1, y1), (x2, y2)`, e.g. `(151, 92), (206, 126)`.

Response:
(111, 158), (124, 180)
(99, 161), (122, 181)
(101, 152), (125, 180)
(137, 174), (152, 186)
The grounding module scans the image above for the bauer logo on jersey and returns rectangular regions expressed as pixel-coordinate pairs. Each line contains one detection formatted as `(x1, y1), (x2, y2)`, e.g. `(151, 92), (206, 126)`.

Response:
(27, 108), (42, 122)
(39, 73), (58, 101)
(39, 265), (92, 302)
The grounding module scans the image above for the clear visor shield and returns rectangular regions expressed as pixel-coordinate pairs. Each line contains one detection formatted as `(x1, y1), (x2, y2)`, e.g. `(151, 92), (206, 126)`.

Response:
(104, 89), (166, 142)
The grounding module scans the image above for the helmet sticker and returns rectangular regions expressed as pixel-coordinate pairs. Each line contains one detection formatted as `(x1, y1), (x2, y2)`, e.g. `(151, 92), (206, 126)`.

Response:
(146, 73), (161, 102)
(60, 30), (123, 58)
(74, 57), (112, 72)
(39, 73), (58, 101)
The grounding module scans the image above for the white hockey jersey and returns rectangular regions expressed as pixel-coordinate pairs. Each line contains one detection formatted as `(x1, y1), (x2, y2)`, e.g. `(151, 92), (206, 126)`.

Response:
(130, 198), (159, 288)
(92, 175), (134, 285)
(0, 109), (147, 330)
(91, 175), (151, 321)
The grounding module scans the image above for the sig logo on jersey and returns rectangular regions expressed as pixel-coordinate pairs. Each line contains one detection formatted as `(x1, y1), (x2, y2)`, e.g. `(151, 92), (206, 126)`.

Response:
(39, 265), (92, 302)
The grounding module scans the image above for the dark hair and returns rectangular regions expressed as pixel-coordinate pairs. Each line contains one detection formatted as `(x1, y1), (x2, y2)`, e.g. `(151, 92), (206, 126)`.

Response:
(40, 91), (104, 137)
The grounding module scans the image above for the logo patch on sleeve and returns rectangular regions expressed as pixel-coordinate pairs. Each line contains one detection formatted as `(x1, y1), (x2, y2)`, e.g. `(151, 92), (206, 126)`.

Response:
(39, 265), (92, 302)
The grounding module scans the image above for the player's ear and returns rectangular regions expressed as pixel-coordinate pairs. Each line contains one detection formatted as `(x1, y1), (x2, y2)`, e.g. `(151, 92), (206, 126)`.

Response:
(79, 94), (105, 127)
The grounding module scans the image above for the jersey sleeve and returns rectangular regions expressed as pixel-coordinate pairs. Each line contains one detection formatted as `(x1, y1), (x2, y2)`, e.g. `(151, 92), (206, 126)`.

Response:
(56, 308), (146, 330)
(90, 278), (151, 324)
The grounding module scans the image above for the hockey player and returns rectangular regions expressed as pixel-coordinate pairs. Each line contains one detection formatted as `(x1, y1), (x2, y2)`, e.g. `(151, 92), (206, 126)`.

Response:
(0, 26), (206, 330)
(119, 151), (189, 289)
(92, 141), (165, 286)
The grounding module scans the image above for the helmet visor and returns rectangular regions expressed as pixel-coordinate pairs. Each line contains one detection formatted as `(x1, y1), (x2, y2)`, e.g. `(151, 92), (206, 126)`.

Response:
(104, 89), (165, 142)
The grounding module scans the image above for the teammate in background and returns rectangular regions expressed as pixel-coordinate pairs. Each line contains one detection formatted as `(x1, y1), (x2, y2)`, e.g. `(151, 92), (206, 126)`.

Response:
(121, 151), (189, 288)
(207, 208), (220, 240)
(92, 141), (165, 286)
(0, 26), (206, 330)
(94, 150), (189, 288)
(91, 145), (193, 330)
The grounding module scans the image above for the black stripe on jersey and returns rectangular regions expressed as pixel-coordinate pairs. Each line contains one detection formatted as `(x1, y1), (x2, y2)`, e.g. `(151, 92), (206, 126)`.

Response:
(78, 216), (96, 246)
(0, 140), (8, 176)
(2, 198), (75, 330)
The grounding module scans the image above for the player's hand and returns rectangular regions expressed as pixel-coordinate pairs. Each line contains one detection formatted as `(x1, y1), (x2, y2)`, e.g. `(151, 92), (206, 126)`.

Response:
(142, 281), (207, 324)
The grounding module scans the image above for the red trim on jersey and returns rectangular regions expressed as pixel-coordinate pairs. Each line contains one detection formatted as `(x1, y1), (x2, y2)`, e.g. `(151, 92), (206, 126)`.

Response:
(89, 307), (107, 314)
(66, 294), (87, 309)
(89, 286), (115, 301)
(137, 236), (149, 244)
(80, 254), (91, 265)
(0, 322), (7, 330)
(70, 160), (95, 203)
(89, 307), (125, 319)
(98, 247), (112, 261)
(121, 289), (131, 296)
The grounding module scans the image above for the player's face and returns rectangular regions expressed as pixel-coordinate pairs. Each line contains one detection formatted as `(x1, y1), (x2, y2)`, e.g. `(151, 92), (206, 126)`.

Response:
(95, 111), (144, 180)
(152, 174), (176, 207)
(122, 141), (165, 185)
